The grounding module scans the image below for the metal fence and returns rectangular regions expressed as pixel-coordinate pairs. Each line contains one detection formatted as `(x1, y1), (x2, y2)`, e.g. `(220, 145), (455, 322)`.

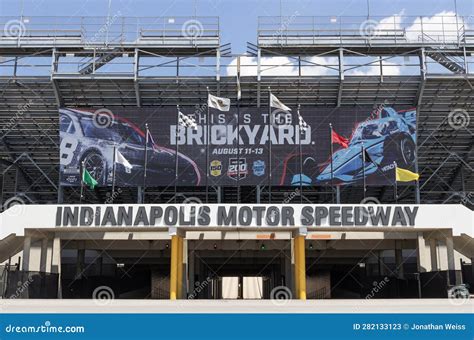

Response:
(258, 15), (473, 46)
(0, 16), (220, 45)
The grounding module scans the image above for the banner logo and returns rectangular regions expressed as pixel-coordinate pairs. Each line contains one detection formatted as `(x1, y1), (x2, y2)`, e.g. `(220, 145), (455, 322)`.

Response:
(210, 160), (222, 177)
(227, 158), (248, 180)
(253, 160), (265, 176)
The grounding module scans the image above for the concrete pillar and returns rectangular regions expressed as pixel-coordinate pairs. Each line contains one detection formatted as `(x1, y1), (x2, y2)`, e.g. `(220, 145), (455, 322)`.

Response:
(395, 240), (404, 279)
(21, 236), (32, 272)
(429, 238), (438, 271)
(39, 238), (52, 273)
(416, 232), (432, 273)
(445, 237), (461, 285)
(51, 236), (62, 298)
(437, 239), (449, 271)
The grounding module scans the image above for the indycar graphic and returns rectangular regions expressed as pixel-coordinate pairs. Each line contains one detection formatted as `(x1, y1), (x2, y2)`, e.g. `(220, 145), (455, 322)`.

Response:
(59, 108), (201, 187)
(284, 107), (416, 186)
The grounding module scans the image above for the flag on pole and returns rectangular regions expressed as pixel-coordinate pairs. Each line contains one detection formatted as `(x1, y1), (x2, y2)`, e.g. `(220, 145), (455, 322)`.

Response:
(396, 167), (420, 182)
(331, 130), (349, 148)
(178, 111), (198, 130)
(236, 56), (242, 101)
(269, 93), (291, 112)
(82, 168), (98, 189)
(115, 149), (132, 171)
(297, 109), (308, 132)
(363, 149), (376, 165)
(208, 93), (231, 112)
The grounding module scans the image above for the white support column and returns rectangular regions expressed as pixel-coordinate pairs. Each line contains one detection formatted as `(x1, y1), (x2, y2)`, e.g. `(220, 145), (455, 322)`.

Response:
(437, 239), (449, 271)
(39, 238), (52, 272)
(429, 238), (438, 271)
(51, 236), (62, 298)
(22, 236), (32, 271)
(445, 236), (461, 285)
(416, 232), (432, 273)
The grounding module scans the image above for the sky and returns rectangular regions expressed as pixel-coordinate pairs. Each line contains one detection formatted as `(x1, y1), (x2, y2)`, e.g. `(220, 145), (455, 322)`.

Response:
(1, 0), (473, 53)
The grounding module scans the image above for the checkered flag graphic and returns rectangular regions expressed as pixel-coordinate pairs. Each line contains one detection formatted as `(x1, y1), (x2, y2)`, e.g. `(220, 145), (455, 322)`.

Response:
(297, 110), (308, 132)
(178, 111), (198, 130)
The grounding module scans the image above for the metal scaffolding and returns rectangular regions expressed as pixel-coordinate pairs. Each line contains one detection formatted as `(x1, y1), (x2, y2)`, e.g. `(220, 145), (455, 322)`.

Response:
(0, 15), (472, 208)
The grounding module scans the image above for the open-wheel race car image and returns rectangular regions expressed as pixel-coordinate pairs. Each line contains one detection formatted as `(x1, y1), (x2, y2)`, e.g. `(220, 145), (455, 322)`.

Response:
(59, 108), (201, 187)
(317, 107), (416, 185)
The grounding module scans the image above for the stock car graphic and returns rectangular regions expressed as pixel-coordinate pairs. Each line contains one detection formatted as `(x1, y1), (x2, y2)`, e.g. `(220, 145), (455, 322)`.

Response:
(59, 108), (201, 187)
(316, 107), (417, 185)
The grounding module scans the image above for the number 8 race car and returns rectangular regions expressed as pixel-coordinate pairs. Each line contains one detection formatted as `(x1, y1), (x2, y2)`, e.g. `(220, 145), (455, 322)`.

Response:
(59, 108), (201, 187)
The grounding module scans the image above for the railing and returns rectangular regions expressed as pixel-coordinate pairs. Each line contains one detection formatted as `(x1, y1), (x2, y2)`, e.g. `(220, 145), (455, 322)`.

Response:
(0, 16), (220, 45)
(258, 15), (473, 46)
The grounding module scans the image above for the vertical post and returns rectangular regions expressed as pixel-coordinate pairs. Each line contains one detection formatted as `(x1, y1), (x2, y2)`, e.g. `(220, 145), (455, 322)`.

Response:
(294, 235), (306, 300)
(177, 237), (184, 298)
(268, 88), (272, 203)
(362, 144), (366, 198)
(51, 236), (62, 298)
(170, 235), (179, 300)
(143, 124), (149, 203)
(57, 185), (64, 204)
(394, 161), (398, 203)
(39, 238), (49, 272)
(112, 145), (116, 197)
(206, 87), (211, 203)
(80, 161), (85, 204)
(329, 124), (335, 203)
(22, 236), (32, 271)
(298, 105), (303, 204)
(237, 62), (241, 203)
(175, 106), (180, 203)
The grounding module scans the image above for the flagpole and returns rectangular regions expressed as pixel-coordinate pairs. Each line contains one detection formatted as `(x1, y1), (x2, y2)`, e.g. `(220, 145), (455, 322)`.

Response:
(361, 144), (366, 199)
(394, 161), (398, 203)
(80, 160), (84, 204)
(298, 104), (303, 204)
(143, 123), (149, 203)
(329, 123), (335, 203)
(237, 91), (241, 204)
(112, 145), (116, 197)
(268, 87), (272, 203)
(206, 87), (210, 203)
(175, 105), (180, 203)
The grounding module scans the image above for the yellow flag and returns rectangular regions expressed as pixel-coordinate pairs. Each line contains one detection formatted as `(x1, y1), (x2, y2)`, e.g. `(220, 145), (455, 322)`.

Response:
(396, 167), (419, 182)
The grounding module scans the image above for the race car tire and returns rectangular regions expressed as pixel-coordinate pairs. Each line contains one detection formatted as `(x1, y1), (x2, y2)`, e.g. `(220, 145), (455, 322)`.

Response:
(81, 150), (106, 186)
(396, 135), (416, 168)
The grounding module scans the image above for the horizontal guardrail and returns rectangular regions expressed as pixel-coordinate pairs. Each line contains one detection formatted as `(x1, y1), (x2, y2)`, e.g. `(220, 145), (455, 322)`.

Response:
(258, 15), (472, 46)
(0, 16), (220, 45)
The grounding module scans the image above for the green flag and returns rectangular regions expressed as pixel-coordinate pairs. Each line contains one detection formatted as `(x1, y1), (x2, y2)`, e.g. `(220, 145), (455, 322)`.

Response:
(82, 168), (98, 189)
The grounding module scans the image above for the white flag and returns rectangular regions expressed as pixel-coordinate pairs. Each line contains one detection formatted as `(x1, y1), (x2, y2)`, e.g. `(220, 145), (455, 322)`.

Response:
(270, 93), (291, 112)
(208, 93), (231, 112)
(116, 149), (132, 170)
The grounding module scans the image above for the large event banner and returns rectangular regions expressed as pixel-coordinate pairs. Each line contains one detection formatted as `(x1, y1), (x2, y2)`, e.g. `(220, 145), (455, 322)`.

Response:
(59, 105), (416, 187)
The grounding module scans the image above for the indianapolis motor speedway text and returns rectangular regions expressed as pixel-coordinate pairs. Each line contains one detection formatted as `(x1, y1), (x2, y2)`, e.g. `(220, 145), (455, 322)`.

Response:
(56, 205), (419, 228)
